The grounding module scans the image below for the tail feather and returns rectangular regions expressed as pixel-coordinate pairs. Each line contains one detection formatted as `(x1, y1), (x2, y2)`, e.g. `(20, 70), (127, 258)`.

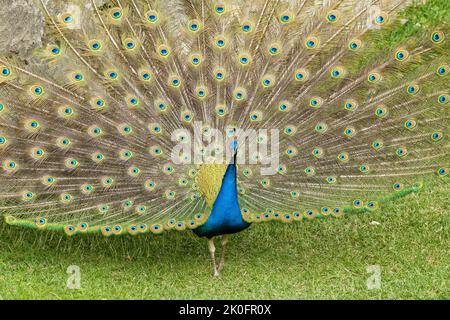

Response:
(0, 0), (448, 235)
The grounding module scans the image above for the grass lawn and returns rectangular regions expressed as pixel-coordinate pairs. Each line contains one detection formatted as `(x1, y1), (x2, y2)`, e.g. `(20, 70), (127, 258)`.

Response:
(0, 0), (449, 300)
(0, 178), (448, 299)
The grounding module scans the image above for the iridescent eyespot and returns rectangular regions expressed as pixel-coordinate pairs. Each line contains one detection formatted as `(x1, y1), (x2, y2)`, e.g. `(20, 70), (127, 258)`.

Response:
(105, 70), (119, 80)
(326, 10), (339, 23)
(56, 137), (71, 149)
(188, 19), (201, 32)
(49, 45), (61, 56)
(294, 68), (309, 82)
(87, 125), (102, 137)
(437, 94), (448, 104)
(394, 49), (409, 61)
(158, 45), (171, 57)
(22, 190), (35, 201)
(98, 204), (110, 214)
(309, 96), (322, 108)
(36, 217), (47, 227)
(89, 40), (102, 51)
(374, 12), (388, 25)
(139, 69), (152, 81)
(162, 164), (175, 175)
(214, 104), (227, 117)
(119, 149), (133, 161)
(437, 167), (448, 176)
(214, 4), (226, 15)
(118, 123), (133, 135)
(25, 119), (40, 132)
(123, 38), (137, 50)
(284, 125), (296, 136)
(214, 35), (227, 48)
(404, 119), (416, 130)
(2, 159), (18, 172)
(127, 96), (139, 107)
(0, 136), (7, 147)
(260, 179), (270, 188)
(233, 87), (247, 101)
(343, 127), (356, 137)
(241, 22), (253, 33)
(406, 83), (419, 95)
(249, 111), (262, 122)
(305, 36), (319, 49)
(238, 53), (251, 66)
(60, 193), (73, 204)
(181, 110), (193, 122)
(359, 165), (370, 173)
(348, 39), (361, 51)
(72, 72), (84, 82)
(101, 177), (114, 188)
(168, 75), (182, 88)
(330, 66), (346, 79)
(337, 152), (349, 162)
(312, 147), (323, 158)
(375, 105), (388, 118)
(371, 140), (383, 151)
(65, 158), (78, 169)
(261, 75), (275, 88)
(150, 145), (163, 157)
(368, 71), (381, 83)
(1, 66), (11, 78)
(315, 122), (328, 133)
(195, 86), (208, 99)
(396, 147), (407, 157)
(278, 100), (292, 112)
(30, 147), (46, 159)
(189, 53), (203, 67)
(30, 85), (44, 96)
(344, 99), (358, 111)
(58, 106), (75, 118)
(326, 176), (336, 184)
(110, 8), (123, 20)
(146, 10), (159, 24)
(145, 179), (156, 191)
(165, 190), (176, 200)
(431, 132), (443, 142)
(148, 123), (162, 135)
(436, 64), (449, 76)
(279, 12), (293, 24)
(366, 201), (377, 210)
(128, 166), (141, 177)
(393, 183), (404, 191)
(213, 67), (226, 81)
(61, 13), (74, 24)
(268, 44), (281, 56)
(353, 199), (363, 208)
(91, 97), (107, 110)
(431, 31), (444, 44)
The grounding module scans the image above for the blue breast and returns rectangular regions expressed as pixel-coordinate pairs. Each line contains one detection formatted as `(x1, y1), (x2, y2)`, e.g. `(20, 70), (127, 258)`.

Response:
(193, 163), (251, 238)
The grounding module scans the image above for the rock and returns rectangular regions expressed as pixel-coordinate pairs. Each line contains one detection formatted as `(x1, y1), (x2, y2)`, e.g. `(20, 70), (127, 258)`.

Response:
(0, 0), (108, 59)
(0, 0), (44, 58)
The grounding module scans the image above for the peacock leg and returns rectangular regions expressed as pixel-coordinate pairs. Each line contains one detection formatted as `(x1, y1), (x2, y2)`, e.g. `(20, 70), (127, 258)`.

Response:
(207, 237), (219, 277)
(217, 235), (229, 273)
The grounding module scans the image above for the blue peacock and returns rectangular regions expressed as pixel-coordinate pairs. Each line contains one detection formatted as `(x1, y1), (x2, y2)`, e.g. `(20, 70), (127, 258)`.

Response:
(0, 0), (448, 276)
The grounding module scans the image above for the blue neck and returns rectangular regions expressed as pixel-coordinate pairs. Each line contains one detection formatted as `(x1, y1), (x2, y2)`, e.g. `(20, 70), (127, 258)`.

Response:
(193, 163), (251, 238)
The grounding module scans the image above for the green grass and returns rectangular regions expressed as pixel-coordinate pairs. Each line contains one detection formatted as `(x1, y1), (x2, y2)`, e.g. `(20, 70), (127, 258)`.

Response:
(0, 0), (449, 300)
(0, 179), (448, 299)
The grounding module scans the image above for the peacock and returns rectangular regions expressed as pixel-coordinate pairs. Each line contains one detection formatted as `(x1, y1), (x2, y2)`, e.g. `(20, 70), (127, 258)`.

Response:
(0, 0), (448, 277)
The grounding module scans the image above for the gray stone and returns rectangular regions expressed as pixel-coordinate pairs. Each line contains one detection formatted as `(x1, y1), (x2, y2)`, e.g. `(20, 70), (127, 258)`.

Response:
(0, 0), (44, 58)
(0, 0), (108, 59)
